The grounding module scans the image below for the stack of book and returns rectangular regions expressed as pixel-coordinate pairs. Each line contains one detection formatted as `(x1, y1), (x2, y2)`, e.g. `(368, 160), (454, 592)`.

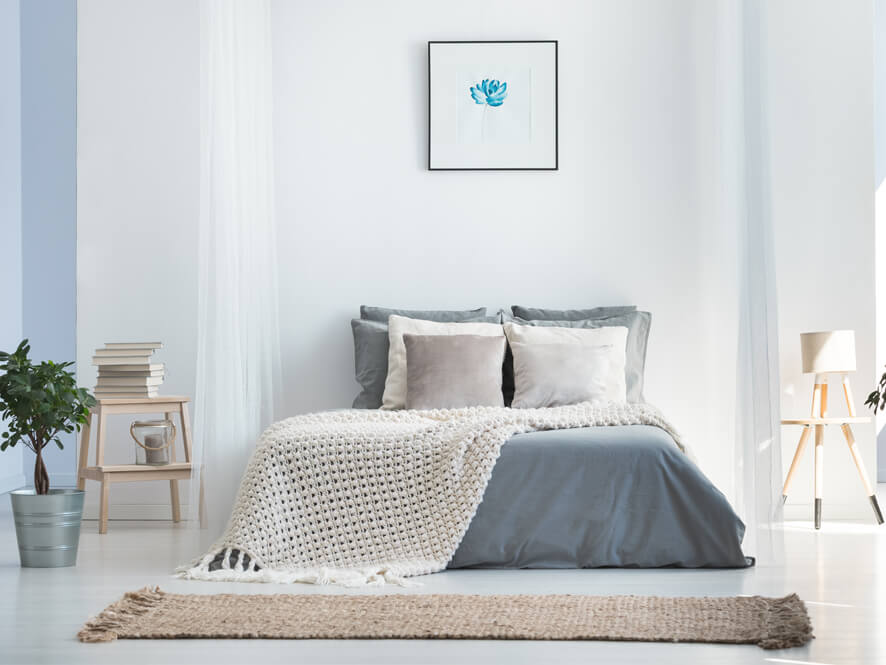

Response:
(92, 342), (164, 399)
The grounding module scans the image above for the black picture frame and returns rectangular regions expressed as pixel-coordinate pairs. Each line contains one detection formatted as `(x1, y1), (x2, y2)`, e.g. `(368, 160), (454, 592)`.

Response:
(428, 40), (559, 171)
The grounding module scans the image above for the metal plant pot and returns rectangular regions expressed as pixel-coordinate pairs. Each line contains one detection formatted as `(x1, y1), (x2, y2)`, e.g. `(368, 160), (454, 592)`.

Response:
(10, 488), (84, 568)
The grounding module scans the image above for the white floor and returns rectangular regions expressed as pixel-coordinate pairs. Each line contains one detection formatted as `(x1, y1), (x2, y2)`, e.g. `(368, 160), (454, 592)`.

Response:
(1, 492), (884, 665)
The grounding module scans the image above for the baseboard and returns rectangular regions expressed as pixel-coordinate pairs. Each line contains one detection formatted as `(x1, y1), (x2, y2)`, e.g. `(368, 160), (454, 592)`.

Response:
(82, 503), (192, 521)
(0, 473), (26, 494)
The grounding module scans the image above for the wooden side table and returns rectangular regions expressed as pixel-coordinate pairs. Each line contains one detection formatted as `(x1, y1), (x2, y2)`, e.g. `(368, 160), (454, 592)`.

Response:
(782, 370), (883, 529)
(76, 396), (205, 533)
(780, 416), (883, 529)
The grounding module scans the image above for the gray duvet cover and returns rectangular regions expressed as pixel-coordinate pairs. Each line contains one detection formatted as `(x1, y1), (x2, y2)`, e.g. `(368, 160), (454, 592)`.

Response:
(449, 425), (751, 569)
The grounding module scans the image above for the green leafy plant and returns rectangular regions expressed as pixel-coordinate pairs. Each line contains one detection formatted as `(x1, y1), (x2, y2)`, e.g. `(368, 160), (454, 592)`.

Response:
(864, 366), (886, 415)
(0, 340), (95, 494)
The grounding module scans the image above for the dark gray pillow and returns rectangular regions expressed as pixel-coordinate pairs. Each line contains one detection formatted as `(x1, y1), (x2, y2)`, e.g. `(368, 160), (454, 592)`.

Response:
(351, 315), (496, 409)
(351, 319), (389, 409)
(510, 305), (637, 321)
(361, 306), (487, 323)
(404, 334), (506, 410)
(501, 311), (651, 403)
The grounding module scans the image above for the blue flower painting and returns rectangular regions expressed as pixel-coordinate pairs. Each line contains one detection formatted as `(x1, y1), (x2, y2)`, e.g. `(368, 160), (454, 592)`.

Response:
(470, 79), (508, 107)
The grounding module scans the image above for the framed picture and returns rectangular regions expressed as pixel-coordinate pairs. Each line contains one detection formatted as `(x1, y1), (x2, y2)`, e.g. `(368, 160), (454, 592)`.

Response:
(428, 40), (558, 171)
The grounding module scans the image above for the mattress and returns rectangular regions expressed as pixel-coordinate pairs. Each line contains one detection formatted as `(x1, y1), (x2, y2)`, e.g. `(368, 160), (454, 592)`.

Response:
(449, 425), (751, 569)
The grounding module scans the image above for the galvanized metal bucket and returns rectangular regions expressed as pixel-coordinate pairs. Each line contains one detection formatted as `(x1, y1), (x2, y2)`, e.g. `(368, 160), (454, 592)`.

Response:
(10, 489), (84, 568)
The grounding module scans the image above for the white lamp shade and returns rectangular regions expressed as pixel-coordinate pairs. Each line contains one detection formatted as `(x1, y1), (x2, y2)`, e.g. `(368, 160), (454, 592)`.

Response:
(800, 330), (856, 374)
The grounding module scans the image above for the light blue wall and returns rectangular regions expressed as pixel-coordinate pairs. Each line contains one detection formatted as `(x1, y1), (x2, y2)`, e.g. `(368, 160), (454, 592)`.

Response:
(0, 0), (25, 493)
(20, 0), (78, 487)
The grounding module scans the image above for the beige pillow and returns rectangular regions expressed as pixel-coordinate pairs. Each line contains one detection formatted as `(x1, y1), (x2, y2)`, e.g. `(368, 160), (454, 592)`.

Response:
(405, 334), (506, 410)
(382, 315), (504, 409)
(504, 323), (628, 408)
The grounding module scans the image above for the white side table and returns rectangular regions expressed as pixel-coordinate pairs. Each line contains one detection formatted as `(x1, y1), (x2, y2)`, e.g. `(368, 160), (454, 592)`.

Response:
(781, 416), (883, 529)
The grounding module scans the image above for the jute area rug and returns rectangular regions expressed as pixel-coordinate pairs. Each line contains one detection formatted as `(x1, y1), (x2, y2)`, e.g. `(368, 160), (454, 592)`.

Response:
(78, 587), (813, 650)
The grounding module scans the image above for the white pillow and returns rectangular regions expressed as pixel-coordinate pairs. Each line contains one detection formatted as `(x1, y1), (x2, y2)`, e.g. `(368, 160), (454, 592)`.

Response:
(504, 323), (628, 408)
(381, 315), (504, 410)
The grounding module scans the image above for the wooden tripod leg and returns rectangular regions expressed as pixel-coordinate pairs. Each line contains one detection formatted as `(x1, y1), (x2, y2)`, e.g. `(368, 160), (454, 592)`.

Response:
(782, 426), (811, 503)
(814, 424), (824, 529)
(842, 375), (857, 417)
(840, 423), (884, 525)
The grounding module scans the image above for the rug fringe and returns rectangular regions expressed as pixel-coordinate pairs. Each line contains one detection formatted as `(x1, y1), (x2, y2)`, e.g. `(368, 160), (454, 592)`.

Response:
(77, 587), (166, 643)
(758, 593), (814, 649)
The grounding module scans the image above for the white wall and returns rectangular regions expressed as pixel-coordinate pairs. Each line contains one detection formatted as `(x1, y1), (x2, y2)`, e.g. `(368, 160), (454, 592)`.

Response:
(272, 0), (738, 483)
(76, 0), (876, 520)
(0, 0), (25, 494)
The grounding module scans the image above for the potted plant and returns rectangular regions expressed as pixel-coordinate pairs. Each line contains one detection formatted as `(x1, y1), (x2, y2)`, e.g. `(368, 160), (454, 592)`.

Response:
(864, 366), (886, 415)
(0, 340), (95, 567)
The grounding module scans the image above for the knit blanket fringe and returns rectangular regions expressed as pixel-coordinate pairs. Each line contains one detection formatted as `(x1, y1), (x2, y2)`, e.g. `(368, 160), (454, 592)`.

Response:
(177, 548), (421, 587)
(178, 402), (686, 587)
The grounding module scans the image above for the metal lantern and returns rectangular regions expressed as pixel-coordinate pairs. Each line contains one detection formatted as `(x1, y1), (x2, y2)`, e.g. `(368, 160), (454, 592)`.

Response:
(130, 419), (176, 466)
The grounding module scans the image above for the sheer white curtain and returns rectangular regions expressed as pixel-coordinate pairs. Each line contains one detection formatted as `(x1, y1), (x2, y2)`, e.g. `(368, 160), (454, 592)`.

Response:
(716, 0), (784, 564)
(189, 0), (281, 536)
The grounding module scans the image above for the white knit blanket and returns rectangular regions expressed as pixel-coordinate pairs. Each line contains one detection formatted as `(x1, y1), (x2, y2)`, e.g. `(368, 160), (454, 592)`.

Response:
(179, 402), (684, 586)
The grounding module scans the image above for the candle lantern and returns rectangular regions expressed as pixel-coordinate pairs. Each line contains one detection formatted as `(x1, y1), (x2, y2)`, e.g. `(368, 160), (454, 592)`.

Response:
(130, 419), (176, 466)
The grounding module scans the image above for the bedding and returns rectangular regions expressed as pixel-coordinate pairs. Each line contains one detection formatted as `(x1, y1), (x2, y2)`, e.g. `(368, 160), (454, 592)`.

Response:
(504, 323), (629, 407)
(511, 304), (638, 320)
(508, 343), (617, 408)
(404, 334), (506, 409)
(502, 311), (651, 403)
(350, 319), (389, 408)
(451, 425), (749, 569)
(382, 315), (503, 409)
(351, 314), (494, 409)
(179, 401), (724, 586)
(360, 305), (487, 322)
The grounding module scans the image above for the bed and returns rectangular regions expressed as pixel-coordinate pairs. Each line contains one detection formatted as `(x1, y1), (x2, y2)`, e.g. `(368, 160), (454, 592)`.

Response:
(182, 406), (750, 584)
(451, 425), (750, 569)
(181, 305), (750, 585)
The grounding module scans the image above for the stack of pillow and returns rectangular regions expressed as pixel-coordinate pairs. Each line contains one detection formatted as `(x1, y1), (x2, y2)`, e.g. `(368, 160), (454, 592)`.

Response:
(351, 305), (651, 411)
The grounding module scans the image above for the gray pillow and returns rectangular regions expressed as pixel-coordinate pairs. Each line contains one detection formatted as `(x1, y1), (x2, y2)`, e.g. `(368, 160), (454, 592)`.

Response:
(351, 315), (496, 409)
(511, 305), (637, 321)
(501, 311), (651, 403)
(404, 334), (506, 410)
(510, 341), (616, 409)
(361, 306), (487, 323)
(351, 319), (389, 408)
